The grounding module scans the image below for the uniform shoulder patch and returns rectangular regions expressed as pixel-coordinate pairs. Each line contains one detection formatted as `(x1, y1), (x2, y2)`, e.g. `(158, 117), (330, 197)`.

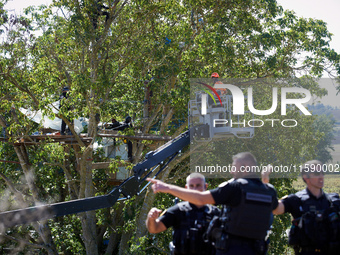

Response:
(177, 201), (191, 211)
(159, 209), (167, 217)
(280, 195), (288, 201)
(235, 178), (248, 185)
(265, 183), (274, 189)
(219, 178), (234, 187)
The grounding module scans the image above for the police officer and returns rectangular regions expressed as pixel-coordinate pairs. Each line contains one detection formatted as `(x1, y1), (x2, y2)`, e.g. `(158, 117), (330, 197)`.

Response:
(146, 173), (220, 255)
(273, 160), (340, 255)
(148, 152), (279, 255)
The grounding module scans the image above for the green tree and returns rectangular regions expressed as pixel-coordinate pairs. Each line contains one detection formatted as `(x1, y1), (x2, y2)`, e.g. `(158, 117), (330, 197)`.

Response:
(313, 114), (336, 163)
(1, 0), (340, 254)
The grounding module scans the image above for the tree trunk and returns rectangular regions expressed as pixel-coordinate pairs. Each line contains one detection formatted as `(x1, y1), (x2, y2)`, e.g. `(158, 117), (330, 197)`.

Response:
(13, 145), (58, 254)
(105, 202), (125, 254)
(135, 190), (156, 240)
(78, 141), (98, 255)
(81, 210), (99, 255)
(119, 229), (133, 255)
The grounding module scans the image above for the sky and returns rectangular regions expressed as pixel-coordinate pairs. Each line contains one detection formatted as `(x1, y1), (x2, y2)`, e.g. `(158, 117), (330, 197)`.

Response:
(277, 0), (340, 107)
(4, 0), (340, 107)
(5, 0), (340, 51)
(277, 0), (340, 53)
(4, 0), (52, 13)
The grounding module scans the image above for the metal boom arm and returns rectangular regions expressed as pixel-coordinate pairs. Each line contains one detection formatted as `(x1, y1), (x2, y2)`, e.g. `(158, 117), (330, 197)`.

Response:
(0, 125), (208, 229)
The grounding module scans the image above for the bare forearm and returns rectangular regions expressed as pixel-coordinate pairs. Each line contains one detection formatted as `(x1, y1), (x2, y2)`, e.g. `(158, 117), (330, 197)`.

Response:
(166, 185), (214, 205)
(272, 201), (285, 215)
(262, 175), (269, 184)
(146, 218), (164, 234)
(146, 207), (167, 234)
(148, 178), (215, 205)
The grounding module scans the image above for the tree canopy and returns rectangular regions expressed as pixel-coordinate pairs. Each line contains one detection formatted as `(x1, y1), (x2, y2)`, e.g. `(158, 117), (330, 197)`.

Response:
(0, 0), (339, 254)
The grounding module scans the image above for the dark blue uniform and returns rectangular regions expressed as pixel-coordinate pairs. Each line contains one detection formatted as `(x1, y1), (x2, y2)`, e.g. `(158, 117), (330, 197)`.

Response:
(210, 178), (278, 255)
(159, 201), (220, 255)
(282, 188), (340, 255)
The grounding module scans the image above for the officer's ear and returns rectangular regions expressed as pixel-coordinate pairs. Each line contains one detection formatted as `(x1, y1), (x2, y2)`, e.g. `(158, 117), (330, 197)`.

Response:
(204, 182), (208, 191)
(301, 174), (308, 184)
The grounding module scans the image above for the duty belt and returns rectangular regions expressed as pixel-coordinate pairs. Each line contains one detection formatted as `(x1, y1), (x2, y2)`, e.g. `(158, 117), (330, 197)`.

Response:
(300, 246), (326, 253)
(228, 235), (257, 245)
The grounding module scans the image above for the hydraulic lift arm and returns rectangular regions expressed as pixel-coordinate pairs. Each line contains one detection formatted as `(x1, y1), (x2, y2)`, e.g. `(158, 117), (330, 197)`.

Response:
(0, 85), (255, 229)
(0, 125), (209, 229)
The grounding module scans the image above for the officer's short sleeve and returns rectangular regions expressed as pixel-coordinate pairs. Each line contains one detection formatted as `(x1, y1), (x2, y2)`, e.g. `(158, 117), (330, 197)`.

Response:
(210, 181), (241, 206)
(329, 193), (340, 207)
(281, 194), (300, 214)
(272, 192), (279, 210)
(266, 184), (279, 210)
(158, 204), (179, 229)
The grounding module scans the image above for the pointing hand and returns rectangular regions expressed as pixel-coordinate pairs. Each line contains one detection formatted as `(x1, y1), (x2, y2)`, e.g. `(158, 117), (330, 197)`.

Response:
(147, 178), (170, 194)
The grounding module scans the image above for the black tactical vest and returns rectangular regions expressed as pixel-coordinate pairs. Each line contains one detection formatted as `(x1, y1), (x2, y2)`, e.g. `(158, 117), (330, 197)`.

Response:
(226, 178), (274, 240)
(172, 201), (218, 255)
(298, 189), (331, 213)
(288, 189), (340, 249)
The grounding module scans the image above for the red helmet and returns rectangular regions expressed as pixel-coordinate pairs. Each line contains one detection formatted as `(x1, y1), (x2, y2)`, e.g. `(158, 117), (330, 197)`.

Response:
(211, 72), (219, 78)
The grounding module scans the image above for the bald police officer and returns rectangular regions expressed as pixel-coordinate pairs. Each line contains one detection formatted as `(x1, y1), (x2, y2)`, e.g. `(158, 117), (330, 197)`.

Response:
(148, 152), (278, 255)
(146, 173), (220, 255)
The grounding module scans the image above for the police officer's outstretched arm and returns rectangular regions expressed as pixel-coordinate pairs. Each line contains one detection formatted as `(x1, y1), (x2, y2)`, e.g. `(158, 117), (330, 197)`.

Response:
(261, 165), (286, 215)
(147, 178), (215, 206)
(272, 201), (285, 215)
(146, 207), (167, 234)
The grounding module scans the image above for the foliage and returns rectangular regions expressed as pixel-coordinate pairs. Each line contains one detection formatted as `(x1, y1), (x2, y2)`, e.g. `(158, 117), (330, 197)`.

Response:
(312, 114), (336, 163)
(307, 103), (337, 163)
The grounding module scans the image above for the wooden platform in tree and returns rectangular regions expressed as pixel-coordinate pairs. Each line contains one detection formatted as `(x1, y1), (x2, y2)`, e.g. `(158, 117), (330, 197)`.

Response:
(0, 129), (172, 145)
(98, 130), (172, 141)
(0, 134), (92, 145)
(91, 160), (131, 169)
